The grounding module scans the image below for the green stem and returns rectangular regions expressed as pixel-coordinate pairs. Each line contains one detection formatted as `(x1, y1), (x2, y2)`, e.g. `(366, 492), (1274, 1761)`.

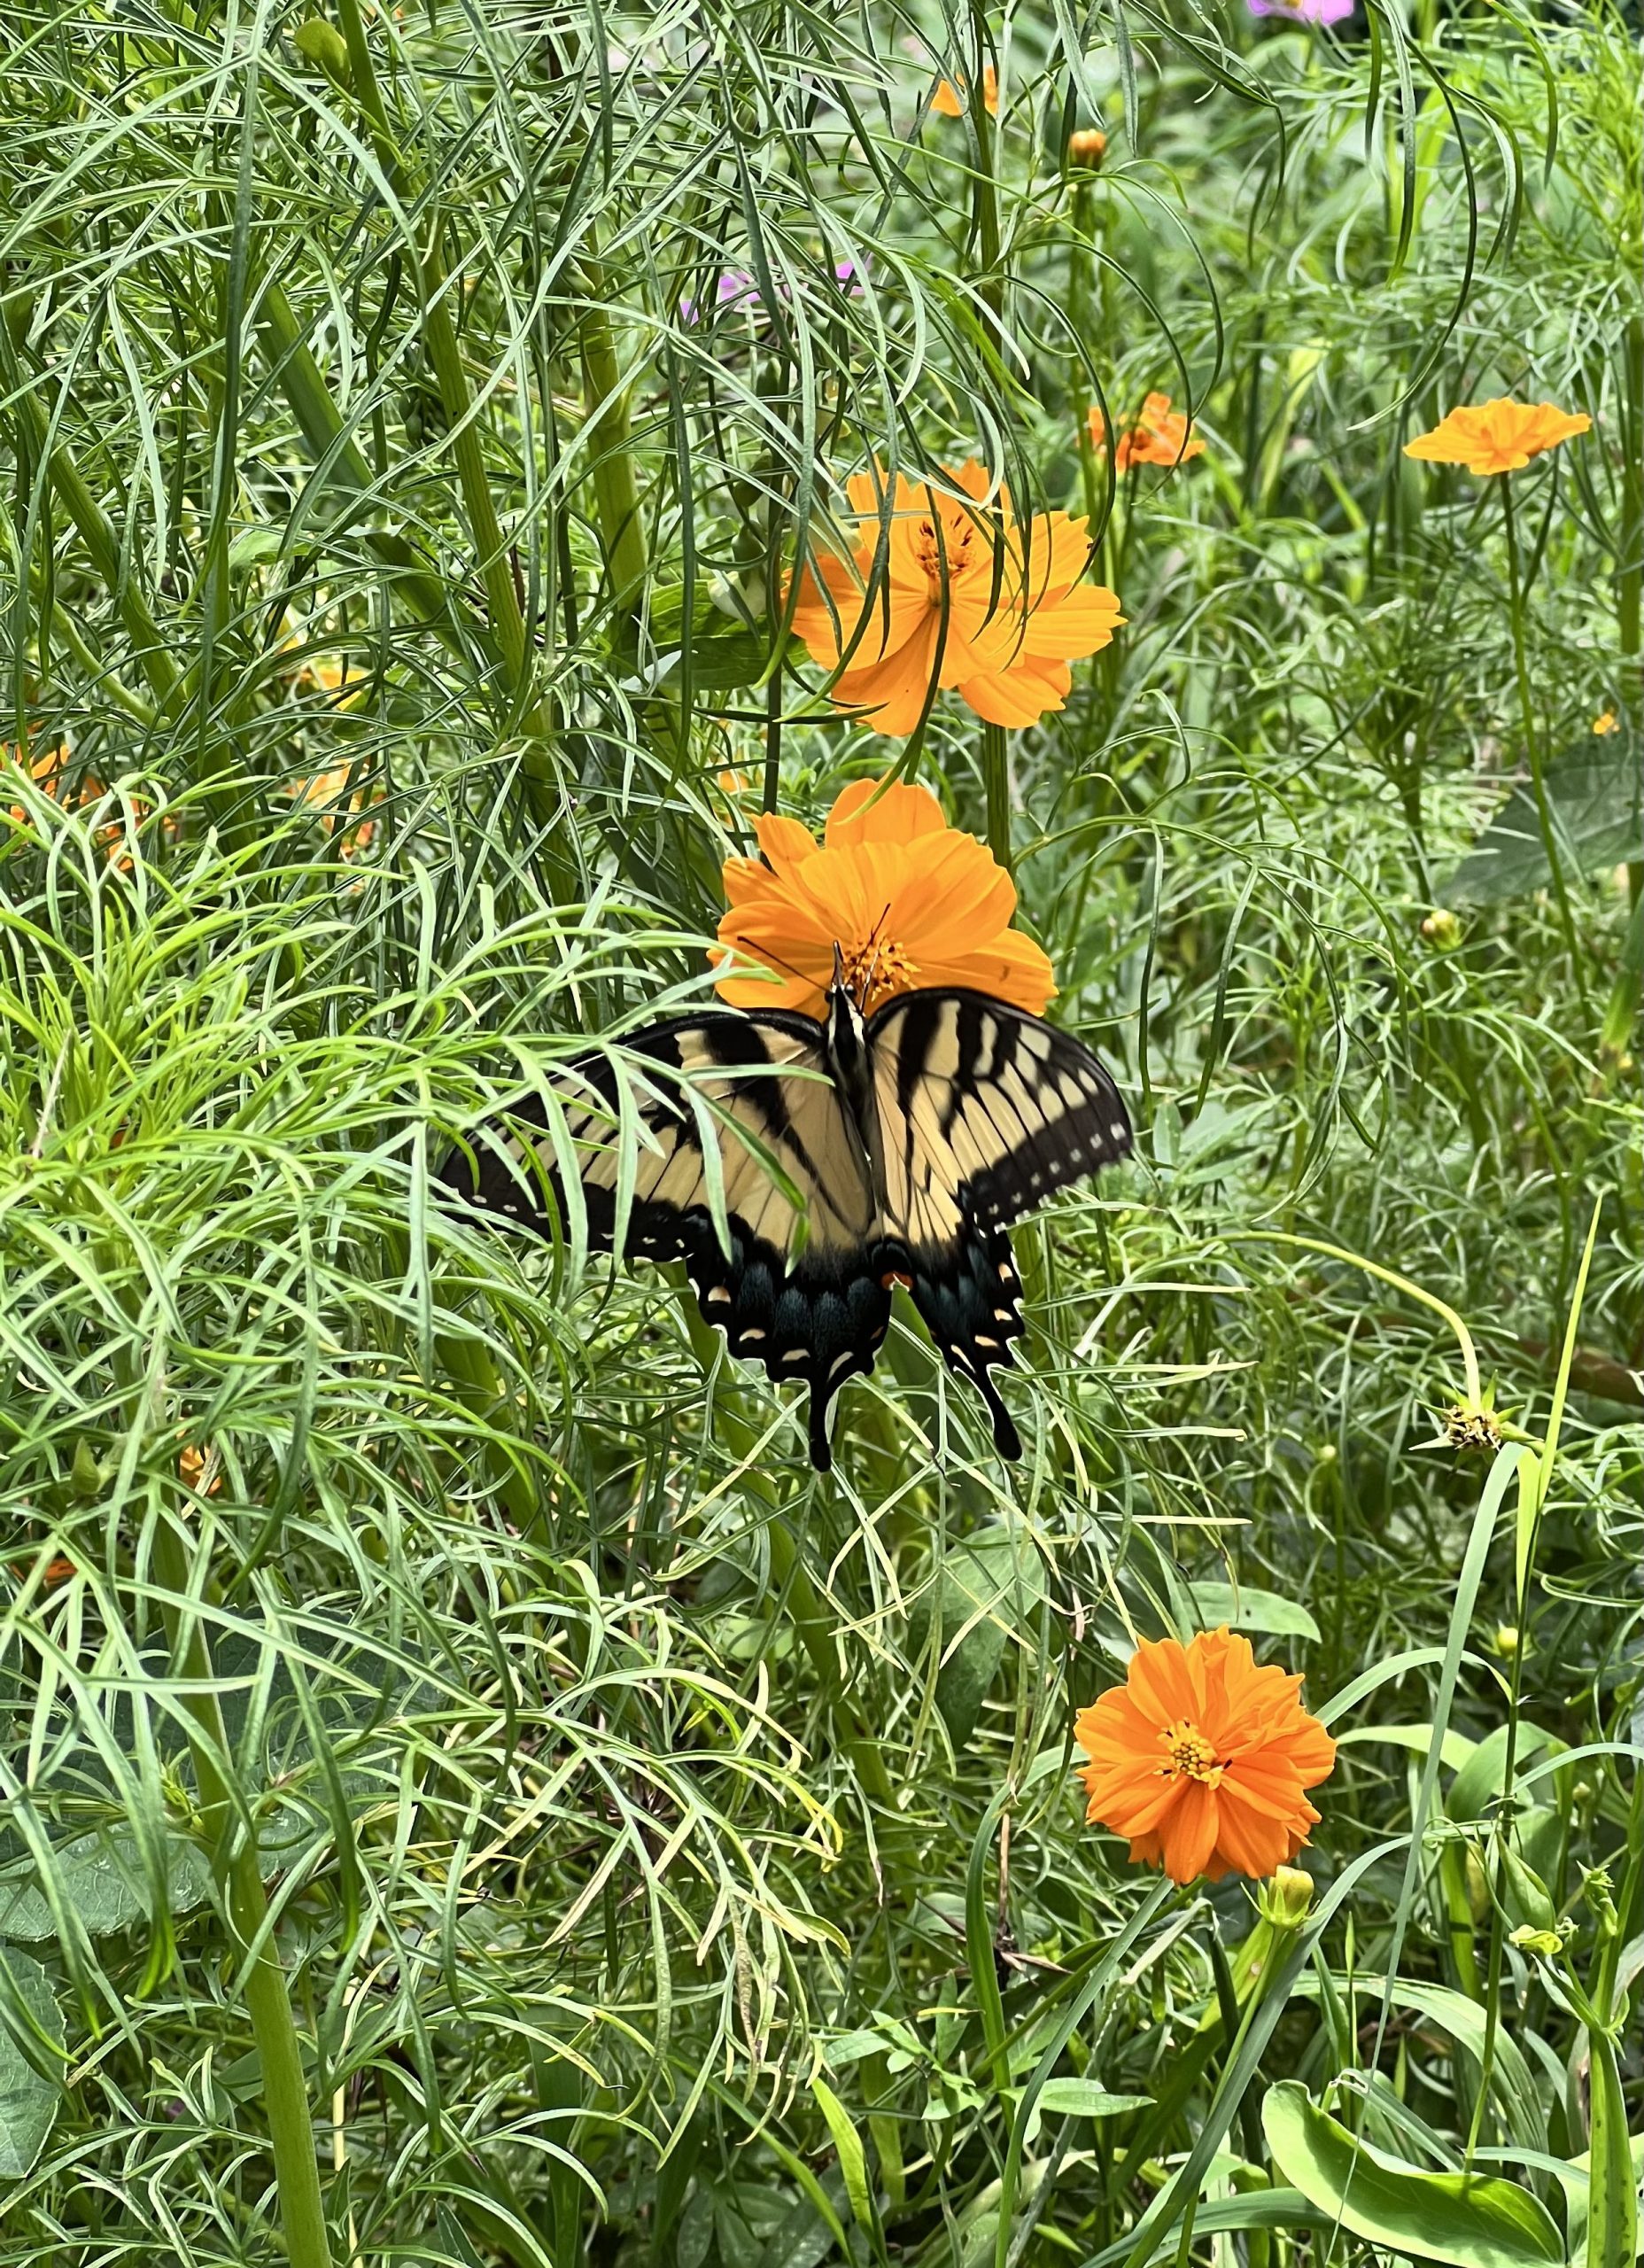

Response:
(330, 0), (540, 728)
(982, 718), (1012, 875)
(152, 1518), (334, 2268)
(577, 269), (648, 634)
(1221, 1229), (1482, 1410)
(1500, 475), (1588, 1014)
(766, 1516), (894, 1805)
(0, 313), (182, 709)
(255, 279), (479, 656)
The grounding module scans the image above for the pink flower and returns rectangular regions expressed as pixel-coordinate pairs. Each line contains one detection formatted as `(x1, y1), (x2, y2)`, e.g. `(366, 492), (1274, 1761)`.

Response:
(1247, 0), (1354, 21)
(680, 260), (866, 326)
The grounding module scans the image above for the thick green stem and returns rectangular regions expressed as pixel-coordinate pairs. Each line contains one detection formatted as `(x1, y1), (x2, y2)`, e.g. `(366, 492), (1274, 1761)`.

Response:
(255, 280), (478, 655)
(153, 1520), (334, 2268)
(0, 308), (181, 709)
(982, 719), (1012, 875)
(1500, 476), (1588, 1013)
(330, 0), (540, 730)
(765, 1516), (894, 1806)
(578, 274), (648, 634)
(968, 15), (1011, 875)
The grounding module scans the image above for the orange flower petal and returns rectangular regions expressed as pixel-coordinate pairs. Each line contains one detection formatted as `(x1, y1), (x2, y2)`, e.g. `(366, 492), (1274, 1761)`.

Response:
(713, 773), (1059, 1017)
(1074, 1624), (1333, 1884)
(1404, 397), (1590, 476)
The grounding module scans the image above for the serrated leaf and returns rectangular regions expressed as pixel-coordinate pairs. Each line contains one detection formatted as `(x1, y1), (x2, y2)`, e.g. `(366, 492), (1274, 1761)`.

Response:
(1262, 2080), (1563, 2264)
(0, 1946), (66, 2179)
(0, 1824), (213, 1941)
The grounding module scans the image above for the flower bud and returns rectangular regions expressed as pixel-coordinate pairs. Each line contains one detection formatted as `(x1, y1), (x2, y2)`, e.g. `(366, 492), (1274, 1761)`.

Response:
(1508, 1923), (1563, 1958)
(1491, 1624), (1520, 1659)
(1068, 128), (1107, 167)
(1259, 1864), (1314, 1930)
(1420, 908), (1461, 947)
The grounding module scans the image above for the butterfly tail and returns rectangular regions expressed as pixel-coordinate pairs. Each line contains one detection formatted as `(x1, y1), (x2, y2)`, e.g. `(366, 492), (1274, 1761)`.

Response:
(907, 1226), (1028, 1462)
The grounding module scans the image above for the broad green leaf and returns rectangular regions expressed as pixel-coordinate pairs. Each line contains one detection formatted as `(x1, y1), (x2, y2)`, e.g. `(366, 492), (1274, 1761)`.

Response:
(1585, 2025), (1640, 2268)
(1262, 2080), (1564, 2265)
(809, 2073), (877, 2243)
(1446, 1722), (1560, 1823)
(1293, 1977), (1544, 2155)
(1443, 736), (1643, 904)
(1338, 1723), (1476, 1772)
(0, 1946), (66, 2179)
(915, 1527), (1045, 1747)
(1032, 2079), (1152, 2122)
(1180, 1581), (1321, 1643)
(0, 1824), (213, 1941)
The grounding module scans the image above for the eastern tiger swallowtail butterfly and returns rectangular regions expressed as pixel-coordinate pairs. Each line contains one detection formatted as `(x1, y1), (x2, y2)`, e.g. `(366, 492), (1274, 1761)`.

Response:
(441, 953), (1131, 1470)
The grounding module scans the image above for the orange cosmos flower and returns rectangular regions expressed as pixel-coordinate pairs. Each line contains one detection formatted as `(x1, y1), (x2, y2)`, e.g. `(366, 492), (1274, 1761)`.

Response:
(712, 776), (1054, 1020)
(933, 65), (998, 116)
(288, 762), (378, 860)
(1090, 392), (1207, 473)
(1403, 398), (1590, 476)
(1074, 1626), (1336, 1884)
(1593, 709), (1619, 737)
(787, 462), (1123, 736)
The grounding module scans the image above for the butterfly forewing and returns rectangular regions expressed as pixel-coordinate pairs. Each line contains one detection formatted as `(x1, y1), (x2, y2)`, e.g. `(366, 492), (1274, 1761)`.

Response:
(440, 1012), (891, 1470)
(445, 986), (1130, 1471)
(865, 989), (1132, 1456)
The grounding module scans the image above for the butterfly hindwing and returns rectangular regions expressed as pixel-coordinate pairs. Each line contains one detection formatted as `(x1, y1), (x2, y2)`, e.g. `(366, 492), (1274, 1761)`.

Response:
(438, 1011), (890, 1470)
(903, 1225), (1028, 1459)
(867, 989), (1131, 1453)
(445, 987), (1130, 1470)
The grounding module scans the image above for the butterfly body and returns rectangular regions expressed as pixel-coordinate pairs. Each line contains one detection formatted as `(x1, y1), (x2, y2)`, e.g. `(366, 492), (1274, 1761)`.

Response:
(444, 973), (1131, 1470)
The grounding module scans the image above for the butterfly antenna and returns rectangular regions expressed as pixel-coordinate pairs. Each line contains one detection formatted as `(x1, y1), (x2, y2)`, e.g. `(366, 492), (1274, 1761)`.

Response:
(862, 904), (892, 999)
(720, 935), (819, 991)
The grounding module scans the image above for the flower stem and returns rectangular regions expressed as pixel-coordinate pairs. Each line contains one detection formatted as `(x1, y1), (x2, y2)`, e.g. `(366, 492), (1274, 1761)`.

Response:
(1220, 1229), (1482, 1410)
(982, 719), (1012, 874)
(1500, 475), (1588, 1014)
(577, 262), (648, 634)
(153, 1518), (335, 2268)
(331, 0), (541, 729)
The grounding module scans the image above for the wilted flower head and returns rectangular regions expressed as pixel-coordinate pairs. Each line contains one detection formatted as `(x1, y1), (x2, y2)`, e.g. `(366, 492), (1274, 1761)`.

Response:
(1075, 1626), (1336, 1884)
(1404, 398), (1590, 477)
(712, 776), (1054, 1021)
(787, 461), (1122, 735)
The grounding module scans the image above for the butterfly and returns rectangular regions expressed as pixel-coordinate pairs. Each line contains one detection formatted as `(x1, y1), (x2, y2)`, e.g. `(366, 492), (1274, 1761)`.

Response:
(440, 951), (1132, 1471)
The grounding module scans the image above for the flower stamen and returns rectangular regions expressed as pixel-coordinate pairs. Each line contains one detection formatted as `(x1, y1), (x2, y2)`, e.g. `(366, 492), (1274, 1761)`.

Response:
(1160, 1718), (1226, 1787)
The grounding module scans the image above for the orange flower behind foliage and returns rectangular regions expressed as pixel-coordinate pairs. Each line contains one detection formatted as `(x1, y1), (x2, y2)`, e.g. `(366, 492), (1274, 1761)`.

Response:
(1090, 392), (1206, 473)
(933, 65), (998, 116)
(4, 741), (82, 826)
(712, 776), (1055, 1021)
(787, 462), (1122, 735)
(288, 764), (378, 860)
(1074, 1627), (1336, 1884)
(1403, 398), (1590, 476)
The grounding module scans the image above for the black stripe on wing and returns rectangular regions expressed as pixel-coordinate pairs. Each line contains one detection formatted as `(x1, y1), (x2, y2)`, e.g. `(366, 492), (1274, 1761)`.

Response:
(438, 1011), (891, 1472)
(872, 988), (1132, 1231)
(902, 1224), (1028, 1460)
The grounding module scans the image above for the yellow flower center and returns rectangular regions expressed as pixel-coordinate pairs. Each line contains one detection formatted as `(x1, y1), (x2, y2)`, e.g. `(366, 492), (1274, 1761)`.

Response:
(840, 935), (919, 1013)
(1160, 1718), (1226, 1787)
(912, 513), (987, 598)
